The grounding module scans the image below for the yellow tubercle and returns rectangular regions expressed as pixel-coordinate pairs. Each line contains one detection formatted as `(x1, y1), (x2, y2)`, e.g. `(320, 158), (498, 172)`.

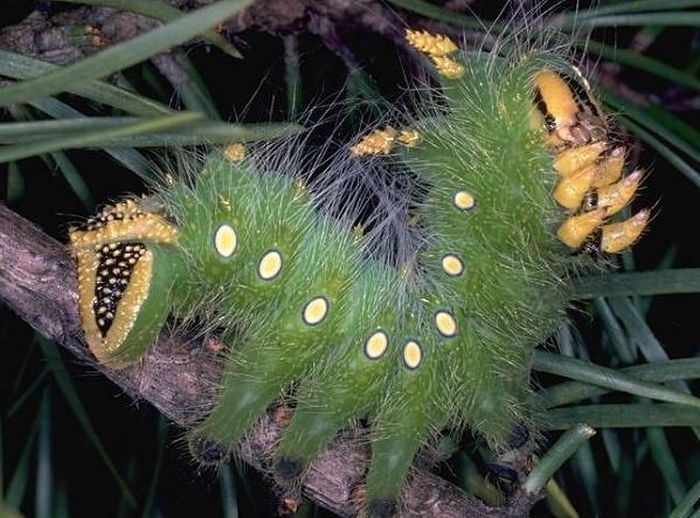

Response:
(431, 55), (465, 79)
(600, 210), (650, 253)
(69, 211), (178, 251)
(350, 127), (398, 156)
(553, 142), (607, 177)
(596, 170), (643, 216)
(404, 29), (458, 57)
(398, 130), (422, 148)
(224, 143), (246, 162)
(553, 165), (597, 210)
(557, 208), (607, 249)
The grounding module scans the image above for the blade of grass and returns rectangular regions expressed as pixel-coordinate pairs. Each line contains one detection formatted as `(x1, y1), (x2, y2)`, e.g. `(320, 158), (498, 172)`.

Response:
(545, 478), (580, 518)
(541, 357), (700, 408)
(0, 111), (202, 163)
(8, 368), (48, 417)
(566, 0), (700, 18)
(0, 117), (147, 139)
(524, 424), (597, 494)
(669, 477), (700, 518)
(4, 103), (95, 208)
(600, 428), (622, 473)
(0, 419), (3, 503)
(457, 453), (505, 506)
(52, 483), (70, 518)
(0, 119), (300, 152)
(56, 0), (242, 58)
(595, 298), (637, 363)
(603, 91), (700, 159)
(617, 115), (700, 188)
(533, 351), (700, 409)
(0, 50), (170, 116)
(647, 427), (687, 505)
(0, 0), (254, 106)
(141, 415), (168, 518)
(6, 161), (25, 203)
(219, 464), (239, 518)
(610, 297), (700, 440)
(608, 297), (667, 362)
(0, 117), (299, 143)
(385, 0), (487, 30)
(283, 35), (301, 120)
(5, 411), (39, 508)
(572, 269), (700, 298)
(572, 443), (599, 512)
(25, 96), (154, 180)
(47, 152), (95, 210)
(545, 404), (700, 429)
(35, 390), (52, 518)
(36, 337), (137, 507)
(564, 12), (700, 29)
(582, 40), (700, 92)
(171, 49), (220, 118)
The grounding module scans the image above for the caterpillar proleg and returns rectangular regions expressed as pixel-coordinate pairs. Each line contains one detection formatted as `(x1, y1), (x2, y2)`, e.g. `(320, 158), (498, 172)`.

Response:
(67, 25), (649, 516)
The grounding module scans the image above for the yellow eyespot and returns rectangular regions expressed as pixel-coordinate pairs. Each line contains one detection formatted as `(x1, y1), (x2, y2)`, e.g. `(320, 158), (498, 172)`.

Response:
(258, 249), (283, 280)
(435, 310), (457, 338)
(214, 224), (237, 258)
(365, 330), (389, 360)
(303, 296), (329, 326)
(453, 190), (476, 211)
(441, 254), (464, 277)
(402, 340), (423, 370)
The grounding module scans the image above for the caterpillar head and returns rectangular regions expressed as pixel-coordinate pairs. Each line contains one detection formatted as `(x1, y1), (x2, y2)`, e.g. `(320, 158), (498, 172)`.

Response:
(69, 200), (182, 368)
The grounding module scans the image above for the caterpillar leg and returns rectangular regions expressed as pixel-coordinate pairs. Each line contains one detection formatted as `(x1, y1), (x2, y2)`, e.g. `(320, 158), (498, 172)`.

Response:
(191, 220), (361, 452)
(534, 67), (650, 253)
(363, 326), (451, 514)
(272, 271), (401, 482)
(601, 210), (650, 253)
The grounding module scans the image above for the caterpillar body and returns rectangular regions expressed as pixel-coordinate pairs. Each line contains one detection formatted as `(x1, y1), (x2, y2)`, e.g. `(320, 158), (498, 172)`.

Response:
(68, 29), (649, 515)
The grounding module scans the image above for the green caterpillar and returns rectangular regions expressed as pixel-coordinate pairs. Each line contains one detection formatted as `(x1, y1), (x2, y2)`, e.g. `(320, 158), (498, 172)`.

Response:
(68, 29), (648, 515)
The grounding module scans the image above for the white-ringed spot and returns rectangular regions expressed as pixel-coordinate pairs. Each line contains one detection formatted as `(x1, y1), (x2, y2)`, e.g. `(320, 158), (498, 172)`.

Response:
(258, 249), (283, 280)
(403, 340), (423, 370)
(453, 190), (476, 211)
(435, 310), (457, 338)
(364, 330), (389, 360)
(441, 254), (464, 277)
(214, 224), (237, 258)
(303, 296), (328, 326)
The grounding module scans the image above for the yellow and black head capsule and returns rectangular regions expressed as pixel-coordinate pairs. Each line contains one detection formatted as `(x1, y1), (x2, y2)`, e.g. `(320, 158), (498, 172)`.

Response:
(70, 201), (183, 368)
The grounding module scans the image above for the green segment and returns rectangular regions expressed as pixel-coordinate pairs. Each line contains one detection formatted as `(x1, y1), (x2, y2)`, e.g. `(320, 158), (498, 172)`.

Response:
(360, 52), (574, 507)
(272, 267), (403, 475)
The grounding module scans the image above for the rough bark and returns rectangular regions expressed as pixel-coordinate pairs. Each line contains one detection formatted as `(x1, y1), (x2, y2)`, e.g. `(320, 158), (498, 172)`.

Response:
(0, 204), (542, 516)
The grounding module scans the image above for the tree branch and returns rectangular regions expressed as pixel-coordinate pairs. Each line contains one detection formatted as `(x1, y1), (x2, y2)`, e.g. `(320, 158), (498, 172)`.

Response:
(0, 204), (542, 516)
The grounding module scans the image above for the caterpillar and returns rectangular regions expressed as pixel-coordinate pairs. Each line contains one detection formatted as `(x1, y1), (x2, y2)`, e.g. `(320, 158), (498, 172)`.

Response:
(67, 28), (649, 515)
